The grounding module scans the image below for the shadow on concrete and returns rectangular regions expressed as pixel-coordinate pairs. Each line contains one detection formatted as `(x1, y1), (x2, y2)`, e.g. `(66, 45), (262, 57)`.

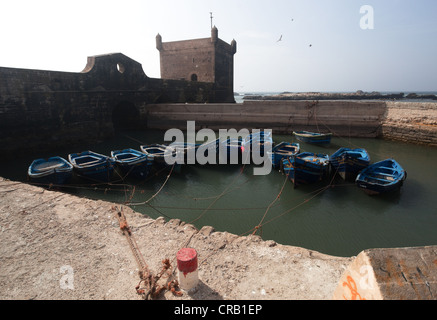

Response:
(187, 280), (224, 300)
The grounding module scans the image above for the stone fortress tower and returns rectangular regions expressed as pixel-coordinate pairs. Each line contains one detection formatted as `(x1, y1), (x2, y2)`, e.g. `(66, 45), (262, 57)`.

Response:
(156, 26), (237, 103)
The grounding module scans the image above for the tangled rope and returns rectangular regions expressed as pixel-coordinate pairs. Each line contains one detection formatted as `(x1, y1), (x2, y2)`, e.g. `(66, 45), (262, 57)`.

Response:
(113, 205), (182, 299)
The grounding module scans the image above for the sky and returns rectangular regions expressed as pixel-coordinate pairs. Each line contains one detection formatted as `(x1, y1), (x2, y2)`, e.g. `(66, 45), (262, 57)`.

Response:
(1, 0), (437, 92)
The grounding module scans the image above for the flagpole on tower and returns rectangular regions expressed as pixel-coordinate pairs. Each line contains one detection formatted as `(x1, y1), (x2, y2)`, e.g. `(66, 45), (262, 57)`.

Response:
(210, 12), (213, 29)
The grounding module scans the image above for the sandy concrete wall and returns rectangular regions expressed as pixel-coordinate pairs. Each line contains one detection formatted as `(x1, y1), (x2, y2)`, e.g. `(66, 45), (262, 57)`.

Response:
(145, 100), (437, 146)
(145, 100), (387, 138)
(382, 102), (437, 146)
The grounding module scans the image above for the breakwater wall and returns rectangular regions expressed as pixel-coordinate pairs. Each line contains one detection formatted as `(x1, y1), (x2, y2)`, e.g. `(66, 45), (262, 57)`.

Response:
(1, 98), (436, 158)
(145, 100), (437, 146)
(382, 102), (437, 147)
(0, 53), (222, 158)
(146, 100), (386, 137)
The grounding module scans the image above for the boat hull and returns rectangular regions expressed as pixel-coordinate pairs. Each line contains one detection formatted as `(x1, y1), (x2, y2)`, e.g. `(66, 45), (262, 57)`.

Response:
(355, 159), (406, 195)
(68, 151), (115, 182)
(141, 144), (172, 165)
(293, 131), (332, 145)
(111, 148), (153, 179)
(140, 144), (182, 173)
(28, 156), (73, 185)
(330, 148), (370, 180)
(281, 152), (330, 187)
(267, 141), (300, 168)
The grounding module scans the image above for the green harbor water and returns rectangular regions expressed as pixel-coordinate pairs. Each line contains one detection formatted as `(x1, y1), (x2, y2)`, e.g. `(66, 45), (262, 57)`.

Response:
(2, 129), (437, 257)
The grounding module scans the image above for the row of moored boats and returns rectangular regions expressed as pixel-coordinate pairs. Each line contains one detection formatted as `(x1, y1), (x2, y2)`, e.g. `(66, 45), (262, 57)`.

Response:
(27, 130), (407, 195)
(280, 131), (407, 195)
(27, 131), (272, 185)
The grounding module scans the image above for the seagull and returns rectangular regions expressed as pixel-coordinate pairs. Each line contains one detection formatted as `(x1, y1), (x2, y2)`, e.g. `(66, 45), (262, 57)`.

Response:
(276, 35), (282, 42)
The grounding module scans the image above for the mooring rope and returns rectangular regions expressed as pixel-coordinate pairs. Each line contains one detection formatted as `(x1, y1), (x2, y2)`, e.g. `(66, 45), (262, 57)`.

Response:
(242, 160), (342, 236)
(313, 110), (394, 160)
(187, 165), (248, 225)
(252, 171), (290, 235)
(143, 164), (175, 204)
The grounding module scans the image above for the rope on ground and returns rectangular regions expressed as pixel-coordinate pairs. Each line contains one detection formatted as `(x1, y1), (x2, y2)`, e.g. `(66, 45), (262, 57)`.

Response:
(113, 205), (182, 299)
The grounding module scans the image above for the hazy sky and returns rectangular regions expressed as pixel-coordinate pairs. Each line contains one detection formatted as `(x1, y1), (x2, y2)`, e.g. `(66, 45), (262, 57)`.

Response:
(1, 0), (437, 92)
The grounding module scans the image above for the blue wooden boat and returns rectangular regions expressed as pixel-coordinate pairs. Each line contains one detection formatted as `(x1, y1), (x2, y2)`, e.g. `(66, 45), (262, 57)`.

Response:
(111, 148), (153, 179)
(293, 131), (332, 145)
(281, 152), (330, 187)
(355, 159), (407, 195)
(28, 156), (73, 185)
(140, 144), (182, 172)
(330, 147), (370, 180)
(140, 144), (174, 166)
(267, 141), (300, 168)
(68, 150), (115, 182)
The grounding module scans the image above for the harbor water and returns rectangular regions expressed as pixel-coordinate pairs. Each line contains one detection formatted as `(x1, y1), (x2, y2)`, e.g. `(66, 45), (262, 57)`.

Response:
(2, 129), (437, 257)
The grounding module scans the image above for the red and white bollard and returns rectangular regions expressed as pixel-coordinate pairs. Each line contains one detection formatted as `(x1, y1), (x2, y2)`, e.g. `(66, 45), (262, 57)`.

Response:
(176, 248), (199, 291)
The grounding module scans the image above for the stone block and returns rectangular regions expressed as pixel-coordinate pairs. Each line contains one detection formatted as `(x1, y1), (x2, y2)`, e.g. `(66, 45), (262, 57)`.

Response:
(332, 246), (437, 300)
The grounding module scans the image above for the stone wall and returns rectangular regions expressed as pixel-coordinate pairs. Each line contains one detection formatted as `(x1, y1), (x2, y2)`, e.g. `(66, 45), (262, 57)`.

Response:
(145, 100), (387, 138)
(0, 53), (218, 158)
(381, 102), (437, 147)
(2, 73), (437, 159)
(145, 100), (437, 146)
(156, 27), (236, 103)
(332, 246), (437, 300)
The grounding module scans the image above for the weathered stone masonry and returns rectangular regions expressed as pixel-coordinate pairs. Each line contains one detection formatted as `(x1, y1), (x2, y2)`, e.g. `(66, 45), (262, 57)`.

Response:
(382, 102), (437, 147)
(0, 53), (219, 157)
(0, 28), (237, 158)
(157, 26), (236, 103)
(144, 100), (437, 147)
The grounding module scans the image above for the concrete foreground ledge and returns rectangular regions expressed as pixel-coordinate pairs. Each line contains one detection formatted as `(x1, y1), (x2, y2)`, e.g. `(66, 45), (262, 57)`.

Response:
(1, 177), (436, 300)
(333, 246), (437, 300)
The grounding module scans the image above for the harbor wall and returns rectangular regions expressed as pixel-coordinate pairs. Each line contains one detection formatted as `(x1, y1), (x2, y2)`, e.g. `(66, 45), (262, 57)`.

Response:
(145, 100), (437, 145)
(382, 102), (437, 147)
(145, 100), (386, 137)
(0, 53), (220, 158)
(1, 87), (437, 158)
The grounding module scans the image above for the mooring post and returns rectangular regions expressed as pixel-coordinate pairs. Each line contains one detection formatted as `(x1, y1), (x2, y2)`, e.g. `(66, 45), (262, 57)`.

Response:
(176, 248), (199, 291)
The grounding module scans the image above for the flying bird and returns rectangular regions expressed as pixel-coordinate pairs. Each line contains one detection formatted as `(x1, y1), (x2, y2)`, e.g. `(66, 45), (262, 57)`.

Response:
(309, 44), (312, 47)
(276, 35), (283, 42)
